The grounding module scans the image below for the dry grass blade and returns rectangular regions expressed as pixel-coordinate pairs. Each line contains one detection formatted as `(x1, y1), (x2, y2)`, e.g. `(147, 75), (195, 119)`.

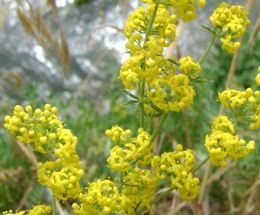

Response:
(17, 1), (69, 75)
(25, 0), (34, 16)
(11, 72), (22, 90)
(245, 188), (256, 213)
(0, 70), (22, 91)
(166, 201), (187, 215)
(36, 8), (59, 51)
(207, 161), (236, 186)
(16, 8), (35, 36)
(247, 15), (260, 55)
(245, 0), (256, 11)
(60, 27), (71, 75)
(0, 1), (13, 34)
(15, 140), (38, 168)
(239, 177), (260, 213)
(46, 0), (57, 13)
(94, 6), (105, 23)
(31, 23), (47, 51)
(118, 0), (130, 18)
(16, 174), (36, 211)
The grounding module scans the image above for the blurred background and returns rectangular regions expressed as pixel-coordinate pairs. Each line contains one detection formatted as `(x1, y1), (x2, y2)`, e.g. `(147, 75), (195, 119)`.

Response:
(0, 0), (260, 214)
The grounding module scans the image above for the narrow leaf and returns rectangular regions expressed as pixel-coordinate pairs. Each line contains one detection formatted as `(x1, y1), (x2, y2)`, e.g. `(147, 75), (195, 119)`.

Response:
(147, 102), (164, 114)
(199, 25), (212, 33)
(190, 77), (213, 83)
(120, 100), (139, 107)
(167, 58), (178, 66)
(134, 103), (142, 112)
(121, 89), (139, 100)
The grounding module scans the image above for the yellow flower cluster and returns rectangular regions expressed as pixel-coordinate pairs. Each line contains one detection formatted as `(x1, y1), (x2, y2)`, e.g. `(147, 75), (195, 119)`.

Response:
(218, 88), (253, 109)
(72, 126), (158, 214)
(72, 179), (122, 215)
(205, 116), (255, 167)
(3, 205), (51, 215)
(152, 144), (200, 200)
(4, 104), (84, 201)
(120, 0), (203, 114)
(209, 2), (251, 53)
(255, 66), (260, 86)
(105, 127), (153, 171)
(146, 74), (195, 113)
(218, 67), (260, 131)
(121, 2), (177, 89)
(122, 168), (158, 212)
(178, 56), (201, 77)
(73, 168), (158, 214)
(4, 104), (58, 153)
(166, 0), (206, 22)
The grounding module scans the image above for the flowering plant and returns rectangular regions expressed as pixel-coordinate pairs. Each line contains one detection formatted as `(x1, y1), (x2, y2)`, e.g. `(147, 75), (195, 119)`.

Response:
(2, 0), (259, 214)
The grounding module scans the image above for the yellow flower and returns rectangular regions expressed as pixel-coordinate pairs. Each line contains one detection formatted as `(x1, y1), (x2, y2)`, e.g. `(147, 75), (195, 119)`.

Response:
(210, 2), (250, 54)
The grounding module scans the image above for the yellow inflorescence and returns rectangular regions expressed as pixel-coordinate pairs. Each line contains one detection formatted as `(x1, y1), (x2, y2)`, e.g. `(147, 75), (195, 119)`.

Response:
(3, 205), (51, 215)
(205, 116), (255, 167)
(4, 104), (84, 201)
(120, 0), (204, 114)
(146, 74), (195, 113)
(256, 66), (260, 86)
(178, 56), (201, 77)
(210, 2), (250, 53)
(218, 67), (260, 131)
(105, 127), (153, 171)
(152, 144), (200, 200)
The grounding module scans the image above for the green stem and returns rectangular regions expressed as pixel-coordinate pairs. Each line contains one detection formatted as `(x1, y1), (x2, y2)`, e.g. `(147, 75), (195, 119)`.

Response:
(241, 103), (256, 117)
(144, 3), (159, 44)
(52, 197), (56, 215)
(139, 2), (159, 128)
(198, 34), (217, 64)
(151, 112), (169, 143)
(135, 187), (175, 215)
(191, 156), (210, 174)
(216, 0), (220, 8)
(48, 153), (56, 215)
(140, 78), (145, 128)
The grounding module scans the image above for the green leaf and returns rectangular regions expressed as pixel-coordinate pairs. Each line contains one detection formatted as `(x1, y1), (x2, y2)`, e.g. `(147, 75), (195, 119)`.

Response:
(167, 58), (178, 66)
(190, 77), (213, 83)
(120, 100), (139, 107)
(151, 113), (163, 117)
(134, 103), (142, 112)
(121, 89), (139, 100)
(200, 25), (212, 33)
(147, 102), (164, 114)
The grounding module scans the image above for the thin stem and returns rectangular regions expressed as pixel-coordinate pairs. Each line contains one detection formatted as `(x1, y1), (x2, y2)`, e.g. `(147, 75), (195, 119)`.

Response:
(139, 2), (159, 128)
(241, 103), (256, 117)
(140, 78), (145, 128)
(198, 34), (217, 64)
(192, 156), (210, 174)
(48, 153), (56, 215)
(135, 187), (175, 215)
(144, 3), (159, 44)
(52, 197), (56, 215)
(151, 112), (169, 143)
(216, 0), (220, 8)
